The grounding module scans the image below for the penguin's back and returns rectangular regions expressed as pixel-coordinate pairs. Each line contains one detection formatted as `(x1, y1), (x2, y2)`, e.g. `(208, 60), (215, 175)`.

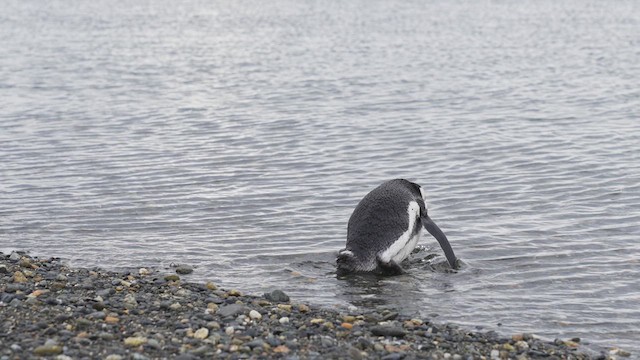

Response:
(346, 179), (422, 257)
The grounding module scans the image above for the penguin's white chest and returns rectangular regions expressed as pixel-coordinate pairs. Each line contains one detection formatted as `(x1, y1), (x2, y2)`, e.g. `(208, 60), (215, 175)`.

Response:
(378, 201), (422, 264)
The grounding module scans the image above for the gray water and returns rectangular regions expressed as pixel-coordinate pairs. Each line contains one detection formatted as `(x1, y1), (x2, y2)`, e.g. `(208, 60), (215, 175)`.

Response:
(2, 0), (640, 354)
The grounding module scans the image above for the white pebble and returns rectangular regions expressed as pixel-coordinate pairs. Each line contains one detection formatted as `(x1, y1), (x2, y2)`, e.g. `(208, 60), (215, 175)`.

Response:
(193, 328), (209, 340)
(279, 317), (290, 324)
(490, 349), (500, 359)
(225, 326), (234, 335)
(515, 340), (529, 351)
(249, 310), (262, 320)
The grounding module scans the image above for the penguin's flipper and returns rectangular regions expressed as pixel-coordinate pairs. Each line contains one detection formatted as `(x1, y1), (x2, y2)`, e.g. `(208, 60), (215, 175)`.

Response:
(376, 256), (405, 275)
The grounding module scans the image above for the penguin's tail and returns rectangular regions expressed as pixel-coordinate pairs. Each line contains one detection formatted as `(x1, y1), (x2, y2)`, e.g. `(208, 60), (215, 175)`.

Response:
(336, 249), (357, 275)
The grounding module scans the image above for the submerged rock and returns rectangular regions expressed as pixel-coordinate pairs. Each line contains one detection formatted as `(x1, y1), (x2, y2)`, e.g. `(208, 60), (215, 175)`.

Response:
(264, 289), (290, 303)
(175, 265), (194, 275)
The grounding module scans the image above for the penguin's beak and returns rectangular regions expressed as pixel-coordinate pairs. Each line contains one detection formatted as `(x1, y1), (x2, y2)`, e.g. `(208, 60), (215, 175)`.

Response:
(422, 215), (458, 269)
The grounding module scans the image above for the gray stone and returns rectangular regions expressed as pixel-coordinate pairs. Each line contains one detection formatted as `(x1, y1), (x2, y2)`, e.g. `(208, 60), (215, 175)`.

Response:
(175, 355), (199, 360)
(0, 265), (8, 273)
(96, 288), (114, 298)
(5, 284), (26, 293)
(264, 290), (290, 303)
(246, 339), (264, 349)
(320, 336), (336, 347)
(88, 311), (106, 320)
(382, 312), (399, 321)
(175, 265), (194, 275)
(124, 293), (138, 308)
(9, 252), (21, 261)
(371, 326), (406, 338)
(381, 354), (405, 360)
(189, 345), (211, 355)
(217, 304), (245, 318)
(98, 332), (115, 341)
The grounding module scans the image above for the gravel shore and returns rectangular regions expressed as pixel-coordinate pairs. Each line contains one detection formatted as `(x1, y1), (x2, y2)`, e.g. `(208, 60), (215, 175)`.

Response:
(0, 251), (623, 359)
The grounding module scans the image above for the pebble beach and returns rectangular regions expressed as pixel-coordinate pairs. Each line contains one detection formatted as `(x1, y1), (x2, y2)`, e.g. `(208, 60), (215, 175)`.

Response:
(0, 251), (624, 359)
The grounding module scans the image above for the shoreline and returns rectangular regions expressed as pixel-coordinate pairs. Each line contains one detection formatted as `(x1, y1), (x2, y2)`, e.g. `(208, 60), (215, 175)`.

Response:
(0, 251), (621, 359)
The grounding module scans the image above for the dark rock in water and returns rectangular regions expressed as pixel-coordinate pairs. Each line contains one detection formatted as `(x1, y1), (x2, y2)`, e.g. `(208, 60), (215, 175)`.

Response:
(175, 265), (194, 275)
(264, 289), (290, 303)
(217, 304), (245, 318)
(371, 326), (406, 338)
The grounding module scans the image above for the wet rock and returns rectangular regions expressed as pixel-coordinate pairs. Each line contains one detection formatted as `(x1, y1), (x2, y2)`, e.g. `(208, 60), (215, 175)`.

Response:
(246, 339), (264, 349)
(218, 304), (245, 318)
(33, 344), (63, 356)
(5, 284), (26, 293)
(249, 310), (262, 320)
(382, 311), (399, 321)
(9, 252), (21, 261)
(88, 311), (106, 320)
(13, 271), (27, 283)
(381, 354), (404, 360)
(371, 326), (406, 338)
(96, 288), (113, 298)
(193, 328), (209, 340)
(175, 265), (193, 275)
(124, 293), (138, 308)
(264, 289), (289, 303)
(124, 336), (148, 347)
(132, 353), (149, 360)
(164, 274), (180, 281)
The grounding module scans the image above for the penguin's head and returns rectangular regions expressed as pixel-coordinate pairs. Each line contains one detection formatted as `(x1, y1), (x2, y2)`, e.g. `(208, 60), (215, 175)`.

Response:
(336, 249), (357, 275)
(413, 184), (459, 270)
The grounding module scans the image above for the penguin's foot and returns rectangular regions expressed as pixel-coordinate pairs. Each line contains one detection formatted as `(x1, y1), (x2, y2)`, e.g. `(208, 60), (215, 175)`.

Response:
(376, 257), (405, 276)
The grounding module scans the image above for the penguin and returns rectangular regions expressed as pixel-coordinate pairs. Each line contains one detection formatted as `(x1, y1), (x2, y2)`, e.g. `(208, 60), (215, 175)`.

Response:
(337, 179), (458, 275)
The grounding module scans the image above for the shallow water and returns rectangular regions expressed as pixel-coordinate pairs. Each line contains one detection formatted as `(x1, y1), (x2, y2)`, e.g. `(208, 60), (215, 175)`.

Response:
(2, 0), (640, 354)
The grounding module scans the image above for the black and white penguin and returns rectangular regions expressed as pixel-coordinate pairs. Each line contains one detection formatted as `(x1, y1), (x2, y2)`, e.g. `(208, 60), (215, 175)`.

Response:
(337, 179), (458, 275)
